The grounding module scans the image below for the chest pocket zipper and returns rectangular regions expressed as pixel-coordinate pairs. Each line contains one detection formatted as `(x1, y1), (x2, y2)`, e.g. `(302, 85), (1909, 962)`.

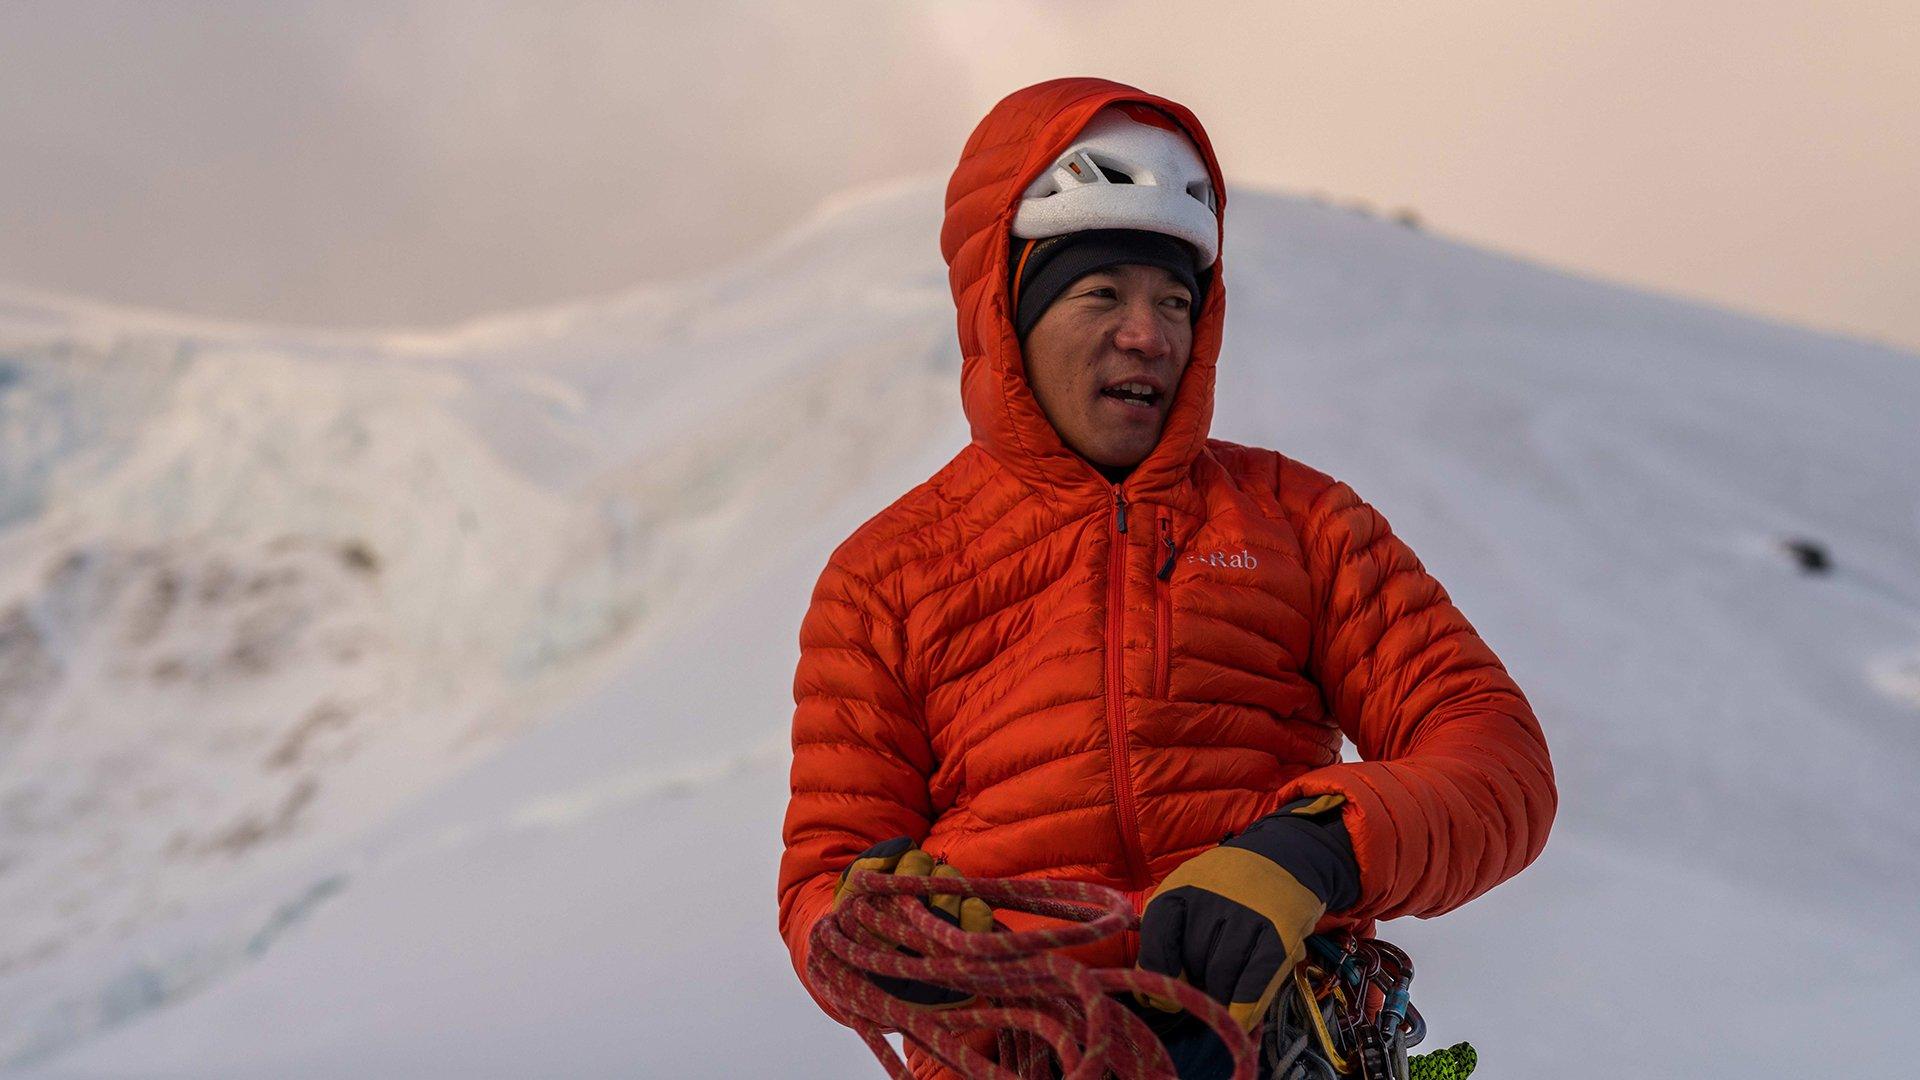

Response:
(1154, 512), (1176, 698)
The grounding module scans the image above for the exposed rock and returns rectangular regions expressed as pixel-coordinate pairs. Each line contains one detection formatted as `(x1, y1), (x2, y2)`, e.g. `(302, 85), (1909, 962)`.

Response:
(264, 701), (352, 770)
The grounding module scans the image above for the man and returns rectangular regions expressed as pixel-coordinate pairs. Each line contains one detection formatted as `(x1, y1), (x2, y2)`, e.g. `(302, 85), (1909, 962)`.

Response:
(778, 77), (1556, 1078)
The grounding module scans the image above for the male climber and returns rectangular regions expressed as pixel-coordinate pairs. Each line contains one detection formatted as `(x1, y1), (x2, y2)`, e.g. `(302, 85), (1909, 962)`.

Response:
(778, 77), (1556, 1079)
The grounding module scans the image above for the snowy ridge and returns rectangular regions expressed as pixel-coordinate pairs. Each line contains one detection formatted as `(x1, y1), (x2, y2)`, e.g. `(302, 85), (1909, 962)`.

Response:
(3, 178), (1917, 1076)
(0, 180), (959, 1067)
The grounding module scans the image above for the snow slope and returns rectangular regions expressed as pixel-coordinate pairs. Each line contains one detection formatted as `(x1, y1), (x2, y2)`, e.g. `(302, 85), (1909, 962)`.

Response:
(3, 176), (1917, 1076)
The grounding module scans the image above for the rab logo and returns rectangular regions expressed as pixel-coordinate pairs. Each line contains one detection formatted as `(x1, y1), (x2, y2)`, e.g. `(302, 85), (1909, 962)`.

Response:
(1185, 548), (1259, 570)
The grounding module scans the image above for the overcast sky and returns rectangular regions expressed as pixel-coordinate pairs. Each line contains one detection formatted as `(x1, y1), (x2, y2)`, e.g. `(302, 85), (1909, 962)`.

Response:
(2, 1), (1915, 351)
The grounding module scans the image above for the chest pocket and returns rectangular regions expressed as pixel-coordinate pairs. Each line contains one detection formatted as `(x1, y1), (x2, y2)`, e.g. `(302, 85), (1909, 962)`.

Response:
(1157, 507), (1318, 714)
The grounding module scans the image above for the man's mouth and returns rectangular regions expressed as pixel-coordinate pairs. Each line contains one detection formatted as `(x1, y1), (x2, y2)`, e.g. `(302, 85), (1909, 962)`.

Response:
(1100, 380), (1164, 409)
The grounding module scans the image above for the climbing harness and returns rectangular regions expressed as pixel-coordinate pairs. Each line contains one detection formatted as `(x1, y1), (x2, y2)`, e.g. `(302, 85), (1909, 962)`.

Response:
(811, 868), (1477, 1079)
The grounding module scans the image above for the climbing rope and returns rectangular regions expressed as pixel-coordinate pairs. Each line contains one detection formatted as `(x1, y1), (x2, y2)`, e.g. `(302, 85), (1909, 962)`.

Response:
(809, 868), (1474, 1080)
(810, 868), (1254, 1079)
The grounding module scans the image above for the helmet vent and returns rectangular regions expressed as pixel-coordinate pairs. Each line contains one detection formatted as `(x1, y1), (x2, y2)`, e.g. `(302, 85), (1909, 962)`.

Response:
(1010, 106), (1222, 267)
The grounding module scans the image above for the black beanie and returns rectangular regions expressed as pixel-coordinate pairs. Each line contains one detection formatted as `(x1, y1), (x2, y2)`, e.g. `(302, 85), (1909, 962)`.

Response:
(1010, 228), (1206, 339)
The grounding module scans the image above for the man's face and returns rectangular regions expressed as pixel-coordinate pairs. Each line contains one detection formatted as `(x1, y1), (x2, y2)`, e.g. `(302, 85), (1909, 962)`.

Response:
(1021, 262), (1195, 473)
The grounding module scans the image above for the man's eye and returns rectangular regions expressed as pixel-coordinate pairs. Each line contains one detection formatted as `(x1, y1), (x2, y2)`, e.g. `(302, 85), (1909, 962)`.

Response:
(1163, 295), (1192, 310)
(1086, 286), (1118, 299)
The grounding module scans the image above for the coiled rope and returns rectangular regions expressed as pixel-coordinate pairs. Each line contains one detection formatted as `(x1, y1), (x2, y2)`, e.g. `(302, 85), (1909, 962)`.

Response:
(808, 868), (1256, 1079)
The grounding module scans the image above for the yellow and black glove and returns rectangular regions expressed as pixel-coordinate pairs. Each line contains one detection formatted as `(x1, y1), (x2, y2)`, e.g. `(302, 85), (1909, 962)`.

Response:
(1136, 795), (1359, 1031)
(834, 836), (994, 1007)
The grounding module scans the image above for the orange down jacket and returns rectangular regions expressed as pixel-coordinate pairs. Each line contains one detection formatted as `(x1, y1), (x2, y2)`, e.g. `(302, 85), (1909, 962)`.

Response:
(777, 76), (1556, 1052)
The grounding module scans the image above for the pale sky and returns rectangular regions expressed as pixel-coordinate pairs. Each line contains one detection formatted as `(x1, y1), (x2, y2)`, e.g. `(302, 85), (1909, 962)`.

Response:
(2, 1), (1915, 351)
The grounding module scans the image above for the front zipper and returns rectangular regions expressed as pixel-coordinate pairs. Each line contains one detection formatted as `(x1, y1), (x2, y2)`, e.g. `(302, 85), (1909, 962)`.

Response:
(1153, 512), (1175, 698)
(1106, 487), (1149, 887)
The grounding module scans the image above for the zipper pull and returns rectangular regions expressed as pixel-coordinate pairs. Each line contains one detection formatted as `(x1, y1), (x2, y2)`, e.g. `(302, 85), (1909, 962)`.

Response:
(1113, 489), (1128, 533)
(1157, 516), (1178, 580)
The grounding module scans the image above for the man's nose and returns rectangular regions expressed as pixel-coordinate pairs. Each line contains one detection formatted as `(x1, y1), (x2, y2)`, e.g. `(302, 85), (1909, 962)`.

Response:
(1111, 298), (1171, 359)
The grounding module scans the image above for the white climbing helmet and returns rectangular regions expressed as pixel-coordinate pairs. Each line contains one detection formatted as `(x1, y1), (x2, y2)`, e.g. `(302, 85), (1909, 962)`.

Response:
(1012, 105), (1219, 267)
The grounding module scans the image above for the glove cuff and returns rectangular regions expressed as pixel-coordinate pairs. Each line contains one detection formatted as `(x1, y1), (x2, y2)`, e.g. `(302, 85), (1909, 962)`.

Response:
(1222, 795), (1361, 912)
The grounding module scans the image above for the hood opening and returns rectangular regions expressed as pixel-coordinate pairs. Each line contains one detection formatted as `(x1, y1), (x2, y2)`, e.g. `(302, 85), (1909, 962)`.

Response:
(940, 77), (1228, 507)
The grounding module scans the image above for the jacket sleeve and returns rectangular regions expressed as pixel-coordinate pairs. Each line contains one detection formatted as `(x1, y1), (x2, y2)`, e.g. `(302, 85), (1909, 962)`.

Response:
(776, 556), (935, 1020)
(1276, 472), (1557, 923)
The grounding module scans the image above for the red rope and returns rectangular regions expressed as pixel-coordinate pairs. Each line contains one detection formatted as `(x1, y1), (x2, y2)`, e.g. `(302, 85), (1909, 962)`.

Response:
(808, 869), (1256, 1080)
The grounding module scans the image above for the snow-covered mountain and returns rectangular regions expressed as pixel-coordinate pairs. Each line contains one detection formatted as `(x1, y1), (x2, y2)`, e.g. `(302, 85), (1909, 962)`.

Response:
(2, 176), (1915, 1077)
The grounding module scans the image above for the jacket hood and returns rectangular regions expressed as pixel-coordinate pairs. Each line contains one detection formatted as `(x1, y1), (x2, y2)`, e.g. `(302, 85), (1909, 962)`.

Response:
(940, 77), (1227, 507)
